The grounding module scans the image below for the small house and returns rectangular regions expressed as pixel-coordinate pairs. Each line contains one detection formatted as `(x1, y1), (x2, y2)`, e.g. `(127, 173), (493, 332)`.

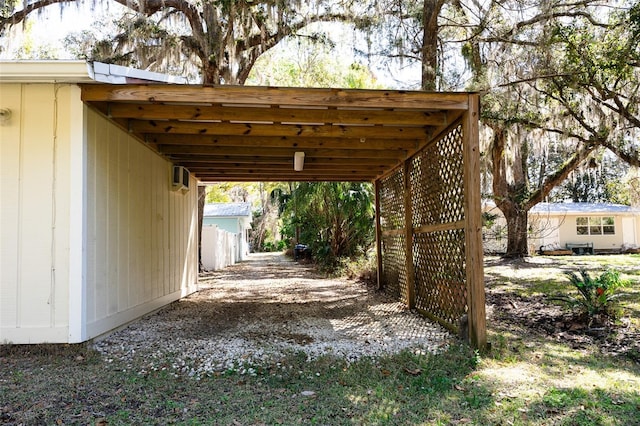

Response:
(530, 202), (640, 254)
(203, 202), (252, 262)
(482, 201), (640, 254)
(1, 61), (199, 344)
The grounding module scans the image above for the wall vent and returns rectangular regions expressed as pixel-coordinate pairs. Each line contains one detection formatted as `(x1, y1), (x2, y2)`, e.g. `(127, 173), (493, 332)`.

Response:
(172, 166), (190, 191)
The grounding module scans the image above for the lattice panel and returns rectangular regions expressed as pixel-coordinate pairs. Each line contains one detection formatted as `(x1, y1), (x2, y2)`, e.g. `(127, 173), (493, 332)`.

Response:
(410, 125), (465, 228)
(378, 166), (407, 300)
(381, 234), (407, 302)
(378, 167), (405, 231)
(377, 121), (475, 335)
(413, 229), (467, 326)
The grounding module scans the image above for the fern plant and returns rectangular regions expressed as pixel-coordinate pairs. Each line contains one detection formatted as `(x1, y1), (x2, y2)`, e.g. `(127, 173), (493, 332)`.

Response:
(553, 268), (629, 324)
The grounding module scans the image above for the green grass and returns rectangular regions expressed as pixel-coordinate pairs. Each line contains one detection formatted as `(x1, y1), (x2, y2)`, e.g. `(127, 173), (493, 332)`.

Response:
(2, 340), (638, 425)
(1, 255), (639, 425)
(485, 254), (640, 325)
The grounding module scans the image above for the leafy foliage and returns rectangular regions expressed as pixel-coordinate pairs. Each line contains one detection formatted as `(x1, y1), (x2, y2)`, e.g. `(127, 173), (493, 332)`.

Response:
(280, 182), (375, 269)
(541, 4), (640, 167)
(553, 268), (629, 323)
(2, 0), (369, 84)
(457, 0), (640, 256)
(246, 26), (383, 89)
(550, 152), (631, 203)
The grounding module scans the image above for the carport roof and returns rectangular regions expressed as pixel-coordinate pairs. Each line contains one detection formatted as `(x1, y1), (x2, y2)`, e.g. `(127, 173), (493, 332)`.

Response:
(79, 83), (475, 183)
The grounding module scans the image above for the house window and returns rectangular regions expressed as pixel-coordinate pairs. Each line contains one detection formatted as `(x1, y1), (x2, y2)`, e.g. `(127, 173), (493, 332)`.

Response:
(576, 217), (615, 235)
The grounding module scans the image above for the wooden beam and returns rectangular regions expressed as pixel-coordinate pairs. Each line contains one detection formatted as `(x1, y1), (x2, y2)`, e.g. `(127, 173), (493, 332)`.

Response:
(171, 156), (401, 166)
(375, 179), (383, 291)
(132, 120), (430, 139)
(194, 170), (379, 177)
(107, 103), (450, 126)
(462, 93), (487, 351)
(189, 169), (383, 178)
(159, 145), (407, 159)
(414, 220), (465, 234)
(149, 134), (418, 151)
(403, 161), (415, 309)
(185, 163), (387, 172)
(381, 229), (405, 237)
(197, 176), (373, 182)
(81, 84), (473, 110)
(194, 172), (377, 181)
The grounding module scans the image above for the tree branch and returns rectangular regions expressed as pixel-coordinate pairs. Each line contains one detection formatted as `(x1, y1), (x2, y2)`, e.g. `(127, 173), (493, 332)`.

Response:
(490, 9), (611, 42)
(1, 0), (79, 29)
(525, 142), (599, 209)
(600, 140), (640, 167)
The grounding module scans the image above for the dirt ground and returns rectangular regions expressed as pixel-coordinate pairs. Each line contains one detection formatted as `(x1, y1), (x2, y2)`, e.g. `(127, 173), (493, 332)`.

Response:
(484, 257), (640, 361)
(93, 253), (451, 377)
(94, 253), (639, 372)
(3, 253), (638, 425)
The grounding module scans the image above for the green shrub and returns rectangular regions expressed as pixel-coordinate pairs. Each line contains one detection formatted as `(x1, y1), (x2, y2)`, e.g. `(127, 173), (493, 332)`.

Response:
(552, 268), (629, 324)
(280, 182), (375, 272)
(338, 250), (377, 283)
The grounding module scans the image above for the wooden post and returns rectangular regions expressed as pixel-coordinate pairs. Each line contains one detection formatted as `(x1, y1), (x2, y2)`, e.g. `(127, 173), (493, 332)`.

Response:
(374, 179), (383, 291)
(403, 161), (415, 309)
(462, 94), (487, 350)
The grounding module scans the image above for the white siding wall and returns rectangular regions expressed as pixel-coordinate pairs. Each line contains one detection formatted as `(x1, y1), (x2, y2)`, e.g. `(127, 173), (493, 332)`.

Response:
(529, 217), (561, 253)
(621, 217), (640, 246)
(1, 84), (77, 343)
(554, 214), (624, 250)
(530, 213), (640, 252)
(1, 83), (199, 344)
(84, 108), (198, 340)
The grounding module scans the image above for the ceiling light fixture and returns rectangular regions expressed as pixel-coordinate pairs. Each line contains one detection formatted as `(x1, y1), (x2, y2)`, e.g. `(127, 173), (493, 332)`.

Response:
(294, 151), (305, 172)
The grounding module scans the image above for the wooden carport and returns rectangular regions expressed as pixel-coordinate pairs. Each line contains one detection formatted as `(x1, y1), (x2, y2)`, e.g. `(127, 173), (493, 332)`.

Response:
(80, 84), (486, 349)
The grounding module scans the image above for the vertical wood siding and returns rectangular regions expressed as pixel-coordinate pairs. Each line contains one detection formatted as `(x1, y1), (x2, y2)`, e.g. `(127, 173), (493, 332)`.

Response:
(1, 83), (199, 343)
(84, 108), (198, 340)
(0, 84), (73, 343)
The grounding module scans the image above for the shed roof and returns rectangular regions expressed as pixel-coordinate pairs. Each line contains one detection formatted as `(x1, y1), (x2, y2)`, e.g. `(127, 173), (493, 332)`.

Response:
(204, 202), (252, 217)
(0, 60), (187, 84)
(530, 202), (640, 215)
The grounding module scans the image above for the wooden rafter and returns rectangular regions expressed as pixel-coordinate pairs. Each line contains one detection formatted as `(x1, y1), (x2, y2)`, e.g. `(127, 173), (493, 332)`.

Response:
(132, 120), (430, 139)
(105, 103), (449, 126)
(80, 84), (471, 182)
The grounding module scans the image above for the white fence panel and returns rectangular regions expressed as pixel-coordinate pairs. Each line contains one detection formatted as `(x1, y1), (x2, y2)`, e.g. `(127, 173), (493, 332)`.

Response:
(202, 225), (239, 270)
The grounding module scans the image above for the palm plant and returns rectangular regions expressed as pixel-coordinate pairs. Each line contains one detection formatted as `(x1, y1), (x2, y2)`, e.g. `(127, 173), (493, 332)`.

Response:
(281, 182), (375, 269)
(552, 268), (629, 325)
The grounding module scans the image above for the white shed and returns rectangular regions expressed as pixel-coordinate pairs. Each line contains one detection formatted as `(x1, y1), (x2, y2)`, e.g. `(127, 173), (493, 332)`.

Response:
(0, 61), (199, 344)
(203, 202), (252, 262)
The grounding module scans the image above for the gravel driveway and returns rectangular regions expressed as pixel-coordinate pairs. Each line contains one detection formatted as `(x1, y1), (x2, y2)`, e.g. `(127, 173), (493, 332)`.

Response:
(94, 253), (451, 379)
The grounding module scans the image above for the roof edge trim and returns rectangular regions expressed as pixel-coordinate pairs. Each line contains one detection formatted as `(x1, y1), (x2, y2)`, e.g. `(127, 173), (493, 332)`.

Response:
(0, 60), (188, 84)
(0, 60), (93, 83)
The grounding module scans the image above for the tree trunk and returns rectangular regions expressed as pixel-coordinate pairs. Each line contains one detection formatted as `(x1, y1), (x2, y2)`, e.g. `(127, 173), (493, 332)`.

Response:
(501, 203), (529, 257)
(421, 0), (443, 90)
(488, 119), (600, 258)
(201, 60), (220, 84)
(490, 123), (531, 258)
